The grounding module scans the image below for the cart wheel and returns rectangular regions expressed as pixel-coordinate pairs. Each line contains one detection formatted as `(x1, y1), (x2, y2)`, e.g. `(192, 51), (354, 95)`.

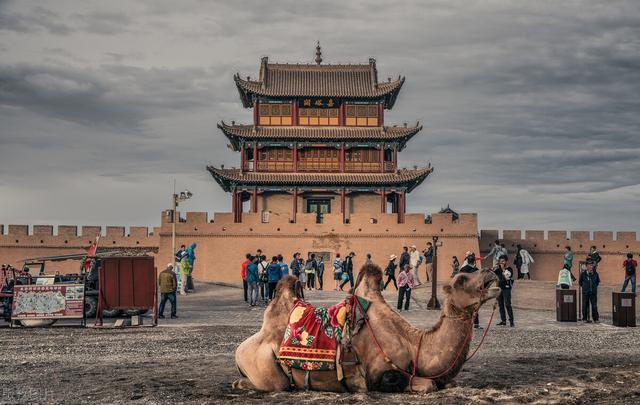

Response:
(101, 309), (122, 318)
(84, 296), (97, 318)
(19, 319), (57, 327)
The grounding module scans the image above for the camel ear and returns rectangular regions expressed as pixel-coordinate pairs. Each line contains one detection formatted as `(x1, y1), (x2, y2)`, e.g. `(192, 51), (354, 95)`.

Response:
(452, 273), (468, 289)
(443, 285), (452, 295)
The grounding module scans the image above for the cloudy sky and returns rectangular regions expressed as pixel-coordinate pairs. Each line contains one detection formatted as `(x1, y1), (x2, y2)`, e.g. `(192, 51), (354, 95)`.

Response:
(1, 0), (638, 234)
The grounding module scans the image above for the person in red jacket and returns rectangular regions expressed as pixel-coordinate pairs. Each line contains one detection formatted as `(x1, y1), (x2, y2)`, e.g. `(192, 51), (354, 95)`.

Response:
(622, 253), (637, 295)
(241, 253), (251, 302)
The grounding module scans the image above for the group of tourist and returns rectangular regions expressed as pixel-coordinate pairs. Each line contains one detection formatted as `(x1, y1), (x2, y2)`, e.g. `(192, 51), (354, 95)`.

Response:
(240, 249), (294, 306)
(157, 242), (197, 319)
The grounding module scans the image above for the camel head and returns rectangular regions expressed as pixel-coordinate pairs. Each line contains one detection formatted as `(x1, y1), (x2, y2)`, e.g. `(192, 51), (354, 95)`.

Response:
(274, 275), (305, 302)
(352, 263), (383, 298)
(442, 269), (500, 314)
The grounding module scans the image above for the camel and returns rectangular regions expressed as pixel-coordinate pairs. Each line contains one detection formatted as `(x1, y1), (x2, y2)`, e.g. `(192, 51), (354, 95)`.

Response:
(233, 264), (500, 393)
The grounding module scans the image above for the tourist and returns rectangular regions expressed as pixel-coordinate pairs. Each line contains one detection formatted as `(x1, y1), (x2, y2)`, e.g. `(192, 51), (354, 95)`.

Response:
(399, 246), (410, 274)
(564, 246), (574, 271)
(340, 252), (355, 290)
(397, 264), (416, 311)
(158, 263), (177, 319)
(557, 264), (573, 289)
(486, 240), (502, 267)
(304, 253), (317, 290)
(409, 245), (422, 286)
(494, 255), (514, 327)
(579, 259), (600, 323)
(423, 242), (434, 282)
(451, 256), (460, 278)
(291, 253), (301, 280)
(317, 256), (325, 290)
(246, 256), (259, 306)
(384, 254), (398, 290)
(518, 246), (535, 280)
(174, 244), (186, 290)
(365, 253), (373, 265)
(298, 257), (306, 287)
(258, 255), (269, 303)
(513, 244), (523, 279)
(460, 251), (482, 329)
(587, 246), (602, 271)
(241, 253), (251, 302)
(185, 242), (197, 291)
(333, 253), (343, 290)
(500, 243), (509, 258)
(621, 253), (637, 295)
(266, 256), (282, 300)
(278, 254), (289, 277)
(179, 253), (190, 295)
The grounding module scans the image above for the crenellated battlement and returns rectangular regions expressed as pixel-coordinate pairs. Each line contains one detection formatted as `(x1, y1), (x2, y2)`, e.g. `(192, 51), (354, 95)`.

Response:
(0, 224), (159, 247)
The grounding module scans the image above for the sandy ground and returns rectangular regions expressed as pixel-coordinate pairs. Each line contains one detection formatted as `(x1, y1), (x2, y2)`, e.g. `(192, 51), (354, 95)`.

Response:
(0, 281), (638, 404)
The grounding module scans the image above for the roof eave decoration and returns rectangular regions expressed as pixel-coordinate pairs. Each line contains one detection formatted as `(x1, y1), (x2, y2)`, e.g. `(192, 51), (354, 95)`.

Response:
(206, 165), (433, 193)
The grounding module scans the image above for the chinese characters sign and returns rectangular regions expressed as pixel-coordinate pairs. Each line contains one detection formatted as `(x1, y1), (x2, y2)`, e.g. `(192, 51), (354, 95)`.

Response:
(11, 284), (85, 319)
(298, 98), (339, 108)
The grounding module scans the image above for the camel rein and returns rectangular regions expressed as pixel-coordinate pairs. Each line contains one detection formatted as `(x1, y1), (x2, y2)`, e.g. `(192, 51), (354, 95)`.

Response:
(354, 291), (497, 392)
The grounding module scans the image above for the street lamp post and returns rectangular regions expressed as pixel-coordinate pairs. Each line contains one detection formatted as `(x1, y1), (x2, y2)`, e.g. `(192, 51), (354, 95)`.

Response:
(171, 183), (193, 266)
(427, 235), (442, 310)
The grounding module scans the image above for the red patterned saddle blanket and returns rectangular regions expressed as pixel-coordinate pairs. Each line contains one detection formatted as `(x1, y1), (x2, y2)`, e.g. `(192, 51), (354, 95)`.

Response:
(277, 297), (370, 371)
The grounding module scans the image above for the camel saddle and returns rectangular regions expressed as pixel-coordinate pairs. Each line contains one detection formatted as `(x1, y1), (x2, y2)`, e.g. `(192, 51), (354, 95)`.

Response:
(277, 296), (370, 372)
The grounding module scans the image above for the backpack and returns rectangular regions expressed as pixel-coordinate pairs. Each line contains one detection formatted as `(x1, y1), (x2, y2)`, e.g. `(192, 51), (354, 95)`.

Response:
(625, 260), (636, 276)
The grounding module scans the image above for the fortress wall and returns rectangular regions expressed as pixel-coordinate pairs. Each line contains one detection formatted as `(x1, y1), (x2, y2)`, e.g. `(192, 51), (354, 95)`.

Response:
(480, 230), (639, 284)
(156, 211), (480, 286)
(0, 225), (159, 274)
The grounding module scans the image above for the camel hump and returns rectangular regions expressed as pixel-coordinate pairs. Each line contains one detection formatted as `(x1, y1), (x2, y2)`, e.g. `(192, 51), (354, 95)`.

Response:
(275, 275), (304, 300)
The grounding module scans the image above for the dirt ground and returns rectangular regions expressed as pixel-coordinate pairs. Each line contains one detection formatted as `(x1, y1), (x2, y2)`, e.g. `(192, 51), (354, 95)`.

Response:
(0, 281), (638, 404)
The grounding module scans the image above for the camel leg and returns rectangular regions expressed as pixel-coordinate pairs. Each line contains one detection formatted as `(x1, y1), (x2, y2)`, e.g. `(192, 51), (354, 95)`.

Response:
(235, 335), (290, 392)
(406, 376), (437, 393)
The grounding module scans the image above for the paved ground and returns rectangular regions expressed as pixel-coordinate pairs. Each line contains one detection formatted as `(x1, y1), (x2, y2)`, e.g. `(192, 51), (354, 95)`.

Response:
(0, 280), (638, 404)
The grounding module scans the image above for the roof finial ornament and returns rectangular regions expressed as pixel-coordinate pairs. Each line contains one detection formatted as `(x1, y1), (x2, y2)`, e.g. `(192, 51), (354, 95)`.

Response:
(315, 41), (322, 65)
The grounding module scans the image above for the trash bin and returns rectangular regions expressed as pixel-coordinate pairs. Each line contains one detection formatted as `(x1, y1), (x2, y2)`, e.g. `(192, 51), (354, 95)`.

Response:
(612, 292), (636, 327)
(556, 289), (577, 322)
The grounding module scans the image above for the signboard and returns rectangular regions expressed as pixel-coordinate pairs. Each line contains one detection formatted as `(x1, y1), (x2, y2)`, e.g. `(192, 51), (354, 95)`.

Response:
(35, 276), (55, 286)
(298, 97), (339, 108)
(563, 295), (574, 303)
(11, 284), (85, 320)
(621, 299), (632, 307)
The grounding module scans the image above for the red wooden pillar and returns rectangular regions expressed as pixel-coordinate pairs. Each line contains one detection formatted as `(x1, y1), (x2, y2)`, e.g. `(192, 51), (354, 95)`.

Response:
(379, 147), (384, 173)
(240, 143), (245, 172)
(292, 188), (298, 223)
(380, 190), (386, 213)
(378, 103), (384, 126)
(253, 141), (258, 172)
(340, 144), (345, 172)
(292, 101), (298, 126)
(341, 188), (346, 224)
(398, 192), (405, 224)
(339, 103), (346, 126)
(293, 144), (298, 171)
(393, 146), (397, 170)
(232, 190), (236, 222)
(253, 100), (259, 126)
(251, 188), (258, 213)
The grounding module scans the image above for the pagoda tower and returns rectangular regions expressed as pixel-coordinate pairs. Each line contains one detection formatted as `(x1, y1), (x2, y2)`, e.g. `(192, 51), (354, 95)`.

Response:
(208, 44), (432, 224)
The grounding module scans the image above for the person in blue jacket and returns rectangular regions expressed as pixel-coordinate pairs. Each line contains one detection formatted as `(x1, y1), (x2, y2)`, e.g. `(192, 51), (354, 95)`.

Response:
(278, 254), (289, 277)
(245, 256), (259, 306)
(266, 256), (283, 301)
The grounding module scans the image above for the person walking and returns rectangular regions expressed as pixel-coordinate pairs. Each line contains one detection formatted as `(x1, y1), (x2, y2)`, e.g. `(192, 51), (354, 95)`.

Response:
(486, 240), (502, 267)
(258, 255), (269, 303)
(158, 263), (178, 319)
(246, 256), (259, 306)
(494, 255), (514, 327)
(278, 254), (289, 277)
(266, 256), (282, 300)
(399, 246), (410, 274)
(179, 254), (191, 295)
(333, 253), (343, 290)
(587, 246), (602, 271)
(409, 245), (422, 286)
(384, 254), (398, 291)
(423, 242), (434, 282)
(579, 259), (600, 323)
(316, 256), (325, 290)
(397, 264), (416, 311)
(622, 253), (637, 295)
(451, 256), (460, 278)
(185, 243), (197, 291)
(304, 253), (318, 290)
(460, 251), (482, 329)
(514, 245), (523, 279)
(241, 253), (251, 302)
(344, 252), (355, 288)
(519, 246), (535, 280)
(557, 264), (573, 289)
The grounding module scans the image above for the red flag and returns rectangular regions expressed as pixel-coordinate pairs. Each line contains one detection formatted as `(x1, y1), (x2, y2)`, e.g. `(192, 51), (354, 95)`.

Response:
(84, 236), (99, 271)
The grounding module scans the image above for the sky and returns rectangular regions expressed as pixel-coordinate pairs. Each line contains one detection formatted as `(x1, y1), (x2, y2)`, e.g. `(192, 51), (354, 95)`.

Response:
(0, 0), (639, 234)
